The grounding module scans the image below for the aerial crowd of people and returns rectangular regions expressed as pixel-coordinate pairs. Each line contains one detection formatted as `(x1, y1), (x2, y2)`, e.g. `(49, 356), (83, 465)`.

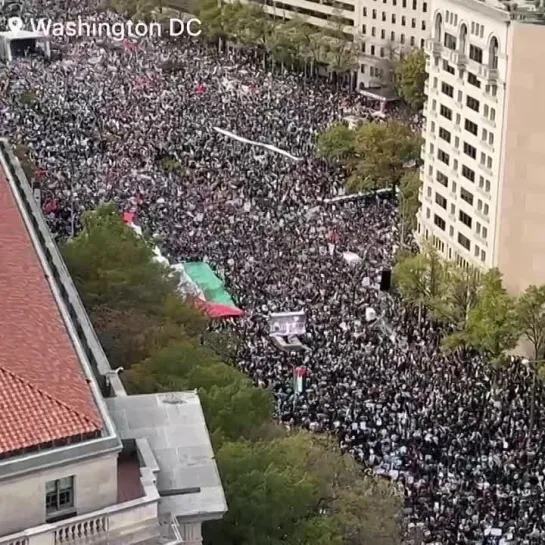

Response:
(2, 2), (545, 543)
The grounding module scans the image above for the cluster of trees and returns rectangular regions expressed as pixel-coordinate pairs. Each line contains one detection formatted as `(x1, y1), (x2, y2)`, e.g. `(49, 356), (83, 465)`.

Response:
(394, 245), (545, 365)
(62, 204), (403, 545)
(195, 0), (361, 84)
(317, 118), (422, 238)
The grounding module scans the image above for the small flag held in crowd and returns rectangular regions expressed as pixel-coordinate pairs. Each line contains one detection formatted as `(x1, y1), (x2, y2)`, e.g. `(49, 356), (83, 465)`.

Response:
(294, 366), (308, 394)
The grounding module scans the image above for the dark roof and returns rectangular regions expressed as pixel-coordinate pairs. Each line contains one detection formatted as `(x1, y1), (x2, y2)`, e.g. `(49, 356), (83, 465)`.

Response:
(0, 164), (102, 457)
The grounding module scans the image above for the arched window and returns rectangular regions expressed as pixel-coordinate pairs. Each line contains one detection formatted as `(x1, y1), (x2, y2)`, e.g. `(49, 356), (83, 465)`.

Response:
(459, 24), (467, 54)
(434, 13), (443, 41)
(489, 36), (499, 68)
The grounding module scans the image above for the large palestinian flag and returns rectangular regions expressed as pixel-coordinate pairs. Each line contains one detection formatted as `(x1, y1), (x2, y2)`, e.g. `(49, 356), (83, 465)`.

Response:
(173, 262), (243, 319)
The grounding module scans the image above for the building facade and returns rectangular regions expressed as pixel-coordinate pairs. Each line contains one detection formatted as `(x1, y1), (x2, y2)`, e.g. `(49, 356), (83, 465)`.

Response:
(359, 0), (430, 84)
(416, 0), (545, 293)
(257, 0), (430, 87)
(0, 139), (227, 545)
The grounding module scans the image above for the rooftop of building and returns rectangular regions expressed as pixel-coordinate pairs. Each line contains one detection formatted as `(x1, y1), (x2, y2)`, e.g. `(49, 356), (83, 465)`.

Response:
(449, 0), (545, 23)
(0, 155), (103, 459)
(106, 391), (228, 520)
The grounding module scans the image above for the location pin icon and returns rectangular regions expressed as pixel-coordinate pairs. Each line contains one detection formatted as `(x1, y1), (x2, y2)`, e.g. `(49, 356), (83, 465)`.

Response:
(7, 17), (24, 33)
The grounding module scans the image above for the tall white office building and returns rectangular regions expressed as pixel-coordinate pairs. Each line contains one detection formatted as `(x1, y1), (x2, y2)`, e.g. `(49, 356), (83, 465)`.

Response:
(416, 0), (545, 293)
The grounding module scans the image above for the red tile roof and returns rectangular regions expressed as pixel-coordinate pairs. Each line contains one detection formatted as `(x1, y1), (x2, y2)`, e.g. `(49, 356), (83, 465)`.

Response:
(0, 164), (102, 457)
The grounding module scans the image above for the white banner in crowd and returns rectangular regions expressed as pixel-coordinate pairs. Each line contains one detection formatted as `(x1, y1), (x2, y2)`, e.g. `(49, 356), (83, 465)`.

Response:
(213, 127), (302, 161)
(269, 310), (306, 337)
(343, 251), (362, 265)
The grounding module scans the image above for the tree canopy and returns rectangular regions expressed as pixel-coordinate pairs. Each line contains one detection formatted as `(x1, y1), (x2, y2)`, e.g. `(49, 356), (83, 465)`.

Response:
(64, 204), (403, 545)
(317, 121), (356, 161)
(206, 433), (402, 545)
(464, 269), (520, 363)
(192, 0), (359, 79)
(317, 120), (422, 193)
(394, 49), (427, 111)
(517, 285), (545, 361)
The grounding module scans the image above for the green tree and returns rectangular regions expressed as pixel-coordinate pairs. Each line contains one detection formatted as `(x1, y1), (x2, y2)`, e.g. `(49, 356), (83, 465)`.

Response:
(432, 263), (481, 331)
(205, 433), (402, 545)
(317, 121), (356, 161)
(14, 144), (37, 180)
(517, 285), (545, 360)
(394, 49), (427, 111)
(62, 205), (208, 368)
(347, 121), (422, 192)
(463, 268), (519, 363)
(125, 342), (274, 443)
(322, 9), (360, 88)
(393, 244), (444, 322)
(398, 170), (421, 240)
(62, 205), (175, 313)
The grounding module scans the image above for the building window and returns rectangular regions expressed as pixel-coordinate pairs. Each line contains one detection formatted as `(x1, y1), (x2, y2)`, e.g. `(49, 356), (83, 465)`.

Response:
(381, 29), (385, 38)
(362, 24), (367, 34)
(412, 18), (416, 28)
(437, 149), (450, 166)
(371, 45), (376, 55)
(439, 127), (451, 143)
(434, 214), (446, 230)
(442, 60), (455, 75)
(360, 64), (366, 73)
(481, 250), (486, 262)
(436, 170), (448, 187)
(444, 33), (457, 50)
(469, 45), (483, 63)
(410, 36), (415, 46)
(382, 11), (386, 21)
(467, 72), (481, 88)
(423, 1), (427, 11)
(380, 47), (385, 57)
(461, 165), (475, 182)
(441, 82), (454, 97)
(392, 14), (396, 23)
(440, 105), (452, 120)
(363, 7), (367, 15)
(402, 16), (406, 26)
(458, 232), (471, 250)
(435, 192), (447, 209)
(463, 142), (476, 160)
(466, 96), (480, 112)
(401, 33), (405, 43)
(372, 26), (376, 36)
(372, 9), (377, 18)
(464, 119), (478, 136)
(391, 31), (395, 40)
(46, 477), (75, 516)
(460, 187), (474, 205)
(459, 210), (473, 228)
(412, 0), (417, 7)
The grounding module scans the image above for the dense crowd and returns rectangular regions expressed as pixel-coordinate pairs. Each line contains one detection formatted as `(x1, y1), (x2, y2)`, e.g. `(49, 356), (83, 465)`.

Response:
(2, 4), (545, 543)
